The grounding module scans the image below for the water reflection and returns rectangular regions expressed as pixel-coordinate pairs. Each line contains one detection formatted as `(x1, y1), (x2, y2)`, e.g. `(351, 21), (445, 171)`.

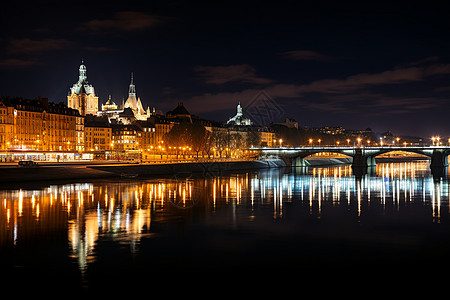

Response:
(1, 160), (449, 275)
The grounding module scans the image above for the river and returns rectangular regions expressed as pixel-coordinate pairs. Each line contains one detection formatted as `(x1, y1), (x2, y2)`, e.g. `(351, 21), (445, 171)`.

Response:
(1, 160), (450, 289)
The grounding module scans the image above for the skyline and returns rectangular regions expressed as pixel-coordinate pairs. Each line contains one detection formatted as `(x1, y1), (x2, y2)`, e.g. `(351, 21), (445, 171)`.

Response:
(2, 1), (450, 137)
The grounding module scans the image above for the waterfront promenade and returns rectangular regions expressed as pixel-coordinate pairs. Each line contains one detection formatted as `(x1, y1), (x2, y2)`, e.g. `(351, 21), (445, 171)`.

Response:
(0, 158), (283, 184)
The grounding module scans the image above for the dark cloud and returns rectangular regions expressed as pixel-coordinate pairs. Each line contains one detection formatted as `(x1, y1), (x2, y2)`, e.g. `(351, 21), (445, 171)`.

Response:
(84, 46), (117, 52)
(281, 50), (332, 61)
(0, 58), (40, 69)
(292, 63), (450, 94)
(77, 11), (164, 33)
(394, 56), (440, 69)
(7, 38), (74, 54)
(194, 64), (273, 85)
(298, 94), (446, 116)
(183, 60), (450, 116)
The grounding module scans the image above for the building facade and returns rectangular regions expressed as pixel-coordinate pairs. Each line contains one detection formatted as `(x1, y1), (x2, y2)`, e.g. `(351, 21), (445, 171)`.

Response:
(0, 105), (14, 150)
(67, 62), (99, 116)
(0, 97), (84, 152)
(85, 117), (112, 152)
(111, 124), (143, 151)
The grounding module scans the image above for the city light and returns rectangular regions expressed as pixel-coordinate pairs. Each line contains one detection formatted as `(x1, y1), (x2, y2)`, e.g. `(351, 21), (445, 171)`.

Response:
(0, 66), (448, 165)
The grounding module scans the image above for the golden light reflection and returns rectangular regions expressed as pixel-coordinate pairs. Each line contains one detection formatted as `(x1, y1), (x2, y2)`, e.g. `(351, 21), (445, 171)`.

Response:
(0, 161), (448, 273)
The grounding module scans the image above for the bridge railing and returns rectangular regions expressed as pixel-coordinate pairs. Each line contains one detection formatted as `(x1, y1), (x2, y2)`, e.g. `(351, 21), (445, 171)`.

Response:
(250, 145), (450, 150)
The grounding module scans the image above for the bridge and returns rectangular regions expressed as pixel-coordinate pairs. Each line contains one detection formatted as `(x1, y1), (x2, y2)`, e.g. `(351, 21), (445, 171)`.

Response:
(252, 146), (450, 170)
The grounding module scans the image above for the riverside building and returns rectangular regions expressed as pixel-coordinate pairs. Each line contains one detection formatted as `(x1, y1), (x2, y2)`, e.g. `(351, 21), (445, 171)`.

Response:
(0, 96), (87, 161)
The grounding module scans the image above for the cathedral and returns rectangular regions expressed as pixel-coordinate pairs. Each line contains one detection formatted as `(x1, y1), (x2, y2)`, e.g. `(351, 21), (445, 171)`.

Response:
(227, 102), (252, 126)
(123, 73), (150, 121)
(96, 72), (151, 124)
(67, 62), (99, 116)
(67, 62), (151, 123)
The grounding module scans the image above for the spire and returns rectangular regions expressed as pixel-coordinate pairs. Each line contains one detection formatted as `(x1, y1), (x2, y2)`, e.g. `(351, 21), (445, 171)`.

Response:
(237, 101), (243, 116)
(79, 61), (87, 83)
(128, 72), (136, 96)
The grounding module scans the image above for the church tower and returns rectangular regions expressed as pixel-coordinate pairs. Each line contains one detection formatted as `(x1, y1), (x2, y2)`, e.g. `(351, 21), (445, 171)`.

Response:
(124, 73), (138, 110)
(124, 73), (148, 120)
(67, 61), (99, 116)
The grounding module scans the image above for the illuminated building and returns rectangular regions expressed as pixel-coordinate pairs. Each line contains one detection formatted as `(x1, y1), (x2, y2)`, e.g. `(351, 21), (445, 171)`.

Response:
(0, 96), (84, 153)
(111, 124), (143, 151)
(101, 95), (118, 111)
(0, 104), (14, 151)
(67, 62), (99, 116)
(124, 73), (150, 121)
(85, 116), (112, 152)
(227, 102), (252, 126)
(258, 129), (275, 147)
(136, 120), (156, 154)
(97, 73), (152, 124)
(318, 126), (345, 135)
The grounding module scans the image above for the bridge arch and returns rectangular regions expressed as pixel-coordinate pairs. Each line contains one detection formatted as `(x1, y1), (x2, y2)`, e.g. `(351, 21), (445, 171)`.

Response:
(254, 146), (450, 170)
(366, 149), (433, 158)
(362, 149), (450, 168)
(297, 150), (353, 159)
(290, 149), (353, 167)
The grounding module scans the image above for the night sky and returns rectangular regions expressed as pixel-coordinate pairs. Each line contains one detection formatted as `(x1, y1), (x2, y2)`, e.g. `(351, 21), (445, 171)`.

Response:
(2, 0), (450, 137)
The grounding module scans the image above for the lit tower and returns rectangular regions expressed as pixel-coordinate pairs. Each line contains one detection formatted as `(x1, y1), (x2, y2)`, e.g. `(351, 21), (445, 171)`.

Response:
(124, 72), (138, 110)
(67, 61), (99, 116)
(124, 72), (147, 120)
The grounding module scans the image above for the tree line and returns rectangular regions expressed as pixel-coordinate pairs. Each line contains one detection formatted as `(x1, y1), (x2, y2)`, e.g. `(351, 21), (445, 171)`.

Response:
(163, 120), (261, 158)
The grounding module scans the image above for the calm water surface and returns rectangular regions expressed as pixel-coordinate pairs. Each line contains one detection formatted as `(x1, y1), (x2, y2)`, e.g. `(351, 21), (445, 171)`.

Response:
(2, 161), (450, 288)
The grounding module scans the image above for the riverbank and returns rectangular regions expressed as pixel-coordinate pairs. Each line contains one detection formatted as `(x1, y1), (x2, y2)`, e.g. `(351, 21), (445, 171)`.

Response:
(0, 156), (431, 184)
(89, 159), (285, 177)
(0, 159), (286, 184)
